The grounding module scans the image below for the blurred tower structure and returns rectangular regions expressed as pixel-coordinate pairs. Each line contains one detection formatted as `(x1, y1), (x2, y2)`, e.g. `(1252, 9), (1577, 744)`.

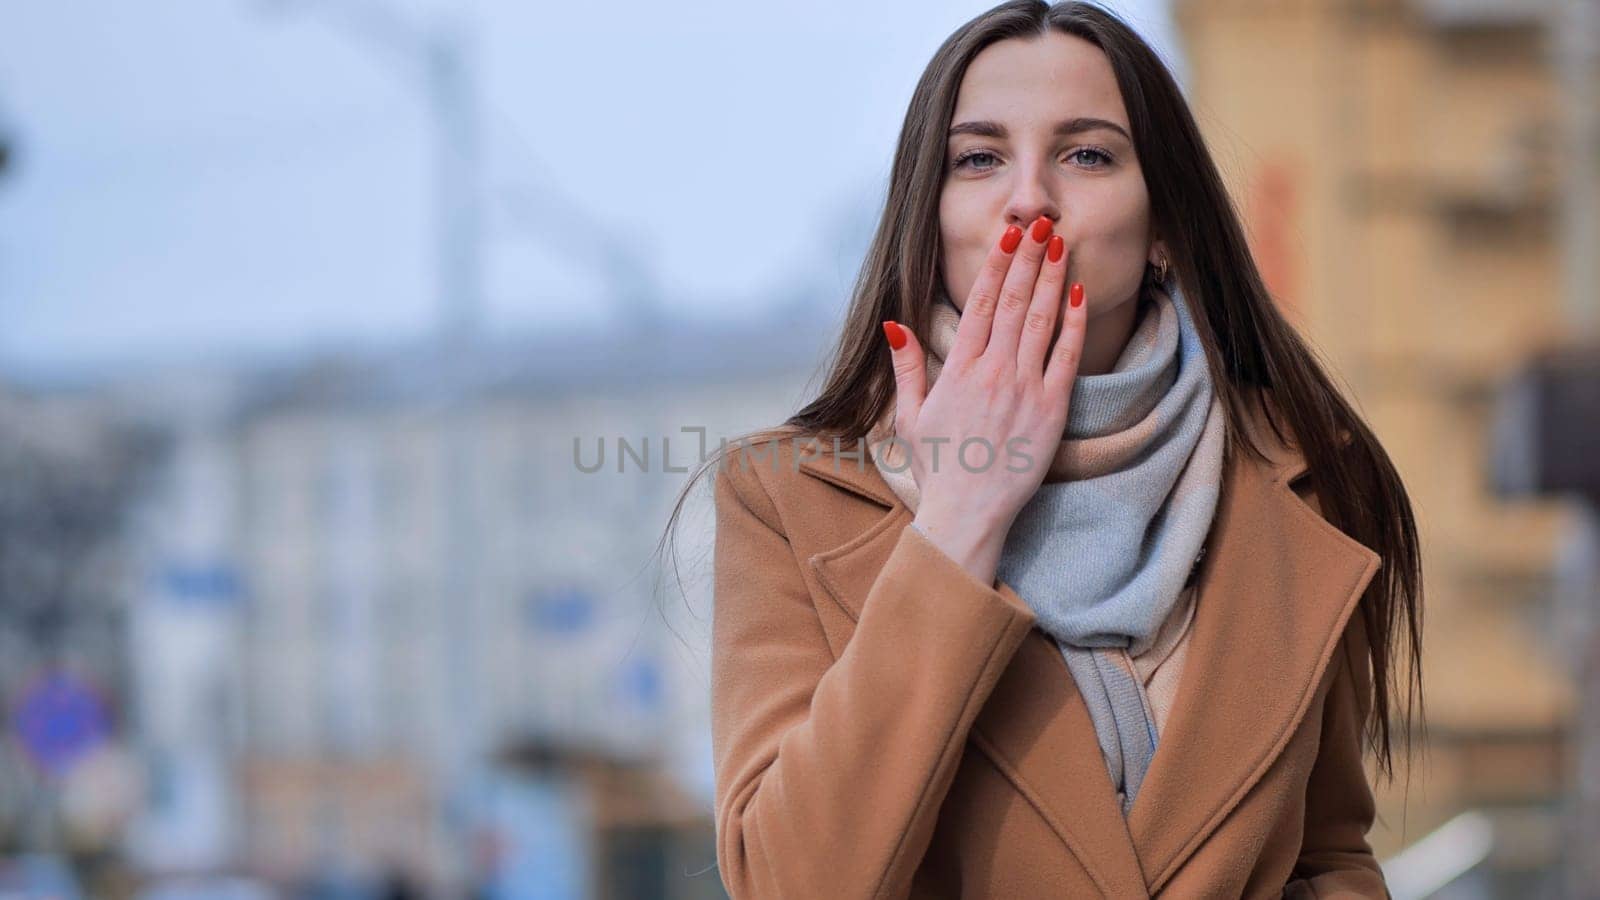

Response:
(1174, 0), (1597, 891)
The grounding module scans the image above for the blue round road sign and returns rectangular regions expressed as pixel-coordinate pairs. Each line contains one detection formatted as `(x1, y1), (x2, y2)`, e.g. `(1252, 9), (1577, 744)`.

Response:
(11, 671), (109, 778)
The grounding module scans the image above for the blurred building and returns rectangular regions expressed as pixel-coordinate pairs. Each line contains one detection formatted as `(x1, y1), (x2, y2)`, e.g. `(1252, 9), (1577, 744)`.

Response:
(1175, 0), (1598, 893)
(108, 309), (831, 896)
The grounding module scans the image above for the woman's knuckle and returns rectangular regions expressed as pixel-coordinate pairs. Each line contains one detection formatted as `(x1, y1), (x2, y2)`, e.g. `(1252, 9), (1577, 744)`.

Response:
(999, 285), (1030, 312)
(967, 289), (997, 318)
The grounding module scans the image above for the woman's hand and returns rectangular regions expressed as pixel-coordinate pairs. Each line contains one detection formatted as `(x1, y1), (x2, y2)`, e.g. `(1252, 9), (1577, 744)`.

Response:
(881, 215), (1087, 586)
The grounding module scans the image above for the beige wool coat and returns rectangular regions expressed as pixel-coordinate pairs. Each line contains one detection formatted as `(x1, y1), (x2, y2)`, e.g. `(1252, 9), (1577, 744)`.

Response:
(709, 393), (1392, 898)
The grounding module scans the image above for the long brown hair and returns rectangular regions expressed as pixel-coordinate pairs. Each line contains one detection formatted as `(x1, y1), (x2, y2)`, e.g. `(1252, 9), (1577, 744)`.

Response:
(652, 0), (1424, 784)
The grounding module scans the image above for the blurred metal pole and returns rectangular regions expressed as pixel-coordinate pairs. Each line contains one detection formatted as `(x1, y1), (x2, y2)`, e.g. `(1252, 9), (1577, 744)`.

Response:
(429, 24), (483, 347)
(1554, 0), (1600, 893)
(428, 21), (488, 898)
(1574, 503), (1600, 900)
(1557, 0), (1599, 339)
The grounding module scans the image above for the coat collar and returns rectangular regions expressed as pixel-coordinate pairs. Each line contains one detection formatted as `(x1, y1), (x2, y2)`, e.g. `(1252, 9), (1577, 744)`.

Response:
(794, 401), (1382, 895)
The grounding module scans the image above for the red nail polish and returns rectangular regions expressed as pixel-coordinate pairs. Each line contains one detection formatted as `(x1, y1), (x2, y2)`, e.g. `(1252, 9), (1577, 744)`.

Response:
(882, 320), (907, 350)
(999, 225), (1023, 254)
(1069, 283), (1084, 308)
(1030, 216), (1052, 243)
(1047, 235), (1064, 263)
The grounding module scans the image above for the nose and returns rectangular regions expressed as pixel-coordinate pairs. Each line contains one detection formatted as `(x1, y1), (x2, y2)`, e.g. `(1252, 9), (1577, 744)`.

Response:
(1006, 209), (1058, 232)
(1003, 193), (1060, 235)
(1001, 152), (1062, 232)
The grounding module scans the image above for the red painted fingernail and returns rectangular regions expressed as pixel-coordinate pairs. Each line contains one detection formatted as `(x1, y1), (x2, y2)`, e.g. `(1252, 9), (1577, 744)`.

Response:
(1069, 283), (1084, 308)
(999, 225), (1023, 254)
(882, 320), (907, 350)
(1030, 216), (1052, 243)
(1047, 234), (1064, 263)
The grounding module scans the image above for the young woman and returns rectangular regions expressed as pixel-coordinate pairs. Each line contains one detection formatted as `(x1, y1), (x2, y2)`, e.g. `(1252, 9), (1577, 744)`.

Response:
(660, 1), (1424, 895)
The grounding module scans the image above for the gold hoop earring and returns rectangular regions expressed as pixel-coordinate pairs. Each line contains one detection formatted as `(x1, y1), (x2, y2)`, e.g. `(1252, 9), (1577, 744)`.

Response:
(1149, 255), (1170, 284)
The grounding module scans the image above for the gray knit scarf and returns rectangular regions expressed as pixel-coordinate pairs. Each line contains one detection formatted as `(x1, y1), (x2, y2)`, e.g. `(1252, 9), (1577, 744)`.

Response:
(868, 274), (1227, 816)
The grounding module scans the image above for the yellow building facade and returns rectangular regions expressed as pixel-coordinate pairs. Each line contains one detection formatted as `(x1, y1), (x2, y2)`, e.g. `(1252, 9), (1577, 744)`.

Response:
(1174, 0), (1593, 879)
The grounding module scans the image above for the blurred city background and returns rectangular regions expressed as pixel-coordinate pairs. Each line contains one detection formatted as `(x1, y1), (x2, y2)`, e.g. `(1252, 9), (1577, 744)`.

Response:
(0, 0), (1596, 897)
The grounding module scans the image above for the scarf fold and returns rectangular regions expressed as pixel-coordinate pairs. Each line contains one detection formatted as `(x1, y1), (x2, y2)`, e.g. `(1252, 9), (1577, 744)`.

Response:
(868, 274), (1227, 817)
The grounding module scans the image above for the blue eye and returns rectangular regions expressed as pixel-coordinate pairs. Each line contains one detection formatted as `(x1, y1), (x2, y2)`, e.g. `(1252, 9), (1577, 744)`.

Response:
(950, 146), (1115, 172)
(952, 149), (999, 171)
(1070, 147), (1113, 167)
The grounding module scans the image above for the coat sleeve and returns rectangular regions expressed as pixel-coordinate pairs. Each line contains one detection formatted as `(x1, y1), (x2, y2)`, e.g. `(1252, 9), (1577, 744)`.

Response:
(1283, 487), (1392, 899)
(709, 450), (1038, 900)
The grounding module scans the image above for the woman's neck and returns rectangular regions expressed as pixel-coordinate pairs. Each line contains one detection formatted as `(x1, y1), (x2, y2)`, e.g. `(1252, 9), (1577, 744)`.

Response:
(1074, 287), (1148, 377)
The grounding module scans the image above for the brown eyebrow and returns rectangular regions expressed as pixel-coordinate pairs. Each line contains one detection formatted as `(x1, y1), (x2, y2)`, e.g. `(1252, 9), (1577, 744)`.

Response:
(947, 117), (1132, 144)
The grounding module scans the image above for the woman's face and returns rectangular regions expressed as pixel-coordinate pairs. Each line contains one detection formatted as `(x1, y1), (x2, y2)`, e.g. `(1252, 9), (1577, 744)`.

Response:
(939, 31), (1162, 374)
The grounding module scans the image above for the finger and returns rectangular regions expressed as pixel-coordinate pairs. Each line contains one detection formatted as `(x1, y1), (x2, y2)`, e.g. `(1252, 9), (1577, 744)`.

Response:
(946, 222), (1023, 368)
(882, 320), (926, 426)
(1016, 235), (1068, 378)
(984, 214), (1054, 363)
(1042, 281), (1088, 399)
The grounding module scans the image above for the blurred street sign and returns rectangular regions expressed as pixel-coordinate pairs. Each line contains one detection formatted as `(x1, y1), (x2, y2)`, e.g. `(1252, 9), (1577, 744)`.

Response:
(10, 671), (110, 778)
(158, 560), (242, 608)
(526, 586), (594, 634)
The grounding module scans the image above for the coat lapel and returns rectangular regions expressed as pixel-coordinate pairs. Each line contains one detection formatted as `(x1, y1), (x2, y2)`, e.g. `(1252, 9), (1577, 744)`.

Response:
(1124, 433), (1382, 893)
(795, 411), (1382, 896)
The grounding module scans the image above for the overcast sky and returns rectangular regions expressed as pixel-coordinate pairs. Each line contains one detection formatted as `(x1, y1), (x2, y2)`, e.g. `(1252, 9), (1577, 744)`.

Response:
(0, 0), (1180, 378)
